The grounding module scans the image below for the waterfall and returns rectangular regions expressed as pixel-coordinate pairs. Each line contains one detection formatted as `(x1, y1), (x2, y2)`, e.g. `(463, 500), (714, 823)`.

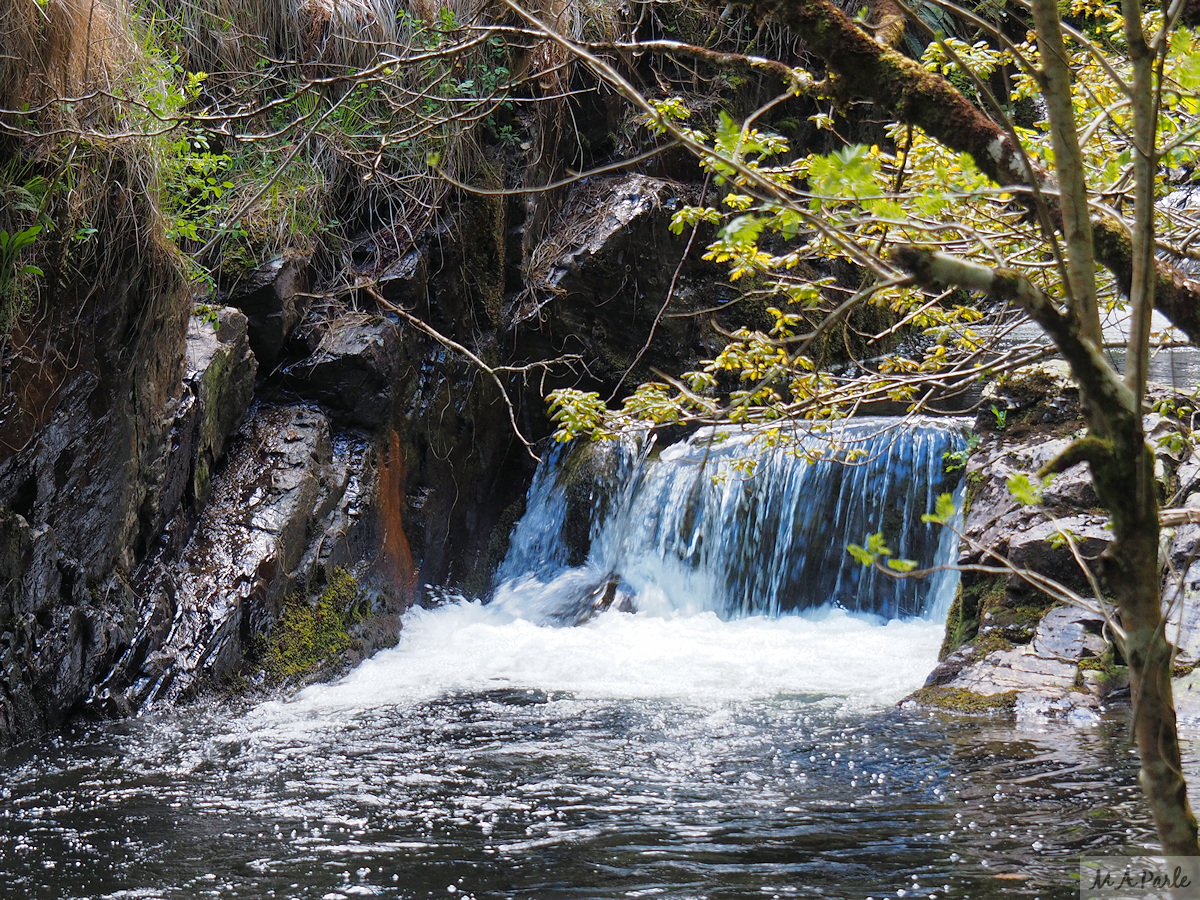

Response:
(493, 417), (967, 623)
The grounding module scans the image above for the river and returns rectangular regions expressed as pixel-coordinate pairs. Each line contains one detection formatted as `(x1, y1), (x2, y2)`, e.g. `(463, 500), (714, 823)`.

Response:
(0, 599), (1162, 900)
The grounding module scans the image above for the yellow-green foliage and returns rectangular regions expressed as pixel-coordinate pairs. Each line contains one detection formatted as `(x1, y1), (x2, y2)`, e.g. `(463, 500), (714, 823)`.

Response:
(261, 569), (361, 680)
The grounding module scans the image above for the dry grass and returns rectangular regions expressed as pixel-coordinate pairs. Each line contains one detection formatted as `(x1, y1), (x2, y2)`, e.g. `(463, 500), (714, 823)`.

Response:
(1, 0), (149, 122)
(167, 0), (401, 74)
(0, 0), (187, 371)
(161, 0), (500, 75)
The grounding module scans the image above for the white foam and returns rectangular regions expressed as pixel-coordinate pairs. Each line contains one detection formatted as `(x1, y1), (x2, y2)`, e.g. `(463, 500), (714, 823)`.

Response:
(256, 600), (943, 724)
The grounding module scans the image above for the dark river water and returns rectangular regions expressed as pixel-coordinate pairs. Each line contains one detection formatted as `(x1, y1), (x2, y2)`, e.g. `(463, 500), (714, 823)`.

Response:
(0, 602), (1171, 900)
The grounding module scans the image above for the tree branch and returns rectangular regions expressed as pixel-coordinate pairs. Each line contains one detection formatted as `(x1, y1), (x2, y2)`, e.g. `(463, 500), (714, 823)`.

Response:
(889, 244), (1139, 422)
(1039, 436), (1113, 477)
(740, 0), (1200, 345)
(1031, 0), (1101, 346)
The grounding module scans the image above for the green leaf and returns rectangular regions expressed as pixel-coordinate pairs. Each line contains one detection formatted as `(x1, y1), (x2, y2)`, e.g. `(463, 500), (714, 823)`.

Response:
(1046, 528), (1076, 549)
(720, 214), (766, 247)
(886, 558), (918, 573)
(846, 531), (893, 566)
(922, 492), (958, 525)
(846, 541), (874, 566)
(1006, 473), (1043, 507)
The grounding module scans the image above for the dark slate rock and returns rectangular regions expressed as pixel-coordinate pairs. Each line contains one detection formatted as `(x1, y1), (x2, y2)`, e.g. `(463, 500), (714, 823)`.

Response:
(225, 252), (310, 371)
(93, 405), (386, 712)
(282, 316), (403, 429)
(1031, 606), (1109, 661)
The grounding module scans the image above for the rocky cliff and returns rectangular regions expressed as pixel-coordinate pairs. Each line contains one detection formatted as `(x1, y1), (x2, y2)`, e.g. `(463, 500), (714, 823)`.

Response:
(0, 143), (734, 746)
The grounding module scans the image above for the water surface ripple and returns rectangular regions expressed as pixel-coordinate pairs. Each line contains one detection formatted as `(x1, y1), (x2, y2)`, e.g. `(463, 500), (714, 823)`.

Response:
(0, 603), (1166, 900)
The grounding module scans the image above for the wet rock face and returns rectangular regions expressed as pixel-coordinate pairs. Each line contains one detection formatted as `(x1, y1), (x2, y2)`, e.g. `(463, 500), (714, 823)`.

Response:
(225, 252), (311, 372)
(0, 223), (190, 743)
(398, 350), (533, 594)
(0, 511), (134, 738)
(281, 315), (405, 429)
(179, 308), (259, 519)
(515, 174), (727, 385)
(94, 404), (399, 713)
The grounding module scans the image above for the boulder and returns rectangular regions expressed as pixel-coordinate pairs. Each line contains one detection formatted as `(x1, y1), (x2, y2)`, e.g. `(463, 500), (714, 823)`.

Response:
(185, 307), (257, 509)
(1031, 605), (1109, 661)
(916, 603), (1119, 724)
(1005, 515), (1109, 596)
(225, 252), (310, 371)
(947, 644), (1081, 695)
(1163, 554), (1200, 667)
(515, 173), (727, 385)
(281, 315), (404, 429)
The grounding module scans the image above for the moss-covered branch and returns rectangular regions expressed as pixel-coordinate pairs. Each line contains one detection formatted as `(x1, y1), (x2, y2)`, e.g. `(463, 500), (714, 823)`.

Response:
(1038, 437), (1113, 478)
(889, 244), (1138, 428)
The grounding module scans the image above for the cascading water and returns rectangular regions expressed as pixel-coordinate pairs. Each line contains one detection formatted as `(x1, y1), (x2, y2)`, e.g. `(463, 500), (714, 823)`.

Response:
(0, 416), (1162, 900)
(494, 417), (967, 624)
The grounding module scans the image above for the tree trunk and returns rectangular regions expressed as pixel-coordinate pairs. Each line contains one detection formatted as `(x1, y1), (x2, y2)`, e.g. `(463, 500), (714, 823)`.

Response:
(1094, 431), (1200, 858)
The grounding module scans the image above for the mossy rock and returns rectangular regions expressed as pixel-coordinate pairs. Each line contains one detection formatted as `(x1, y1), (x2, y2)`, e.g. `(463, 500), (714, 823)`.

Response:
(979, 361), (1084, 438)
(256, 568), (364, 683)
(983, 600), (1057, 645)
(941, 571), (1062, 661)
(939, 573), (1007, 659)
(972, 628), (1014, 657)
(908, 686), (1018, 714)
(555, 439), (632, 566)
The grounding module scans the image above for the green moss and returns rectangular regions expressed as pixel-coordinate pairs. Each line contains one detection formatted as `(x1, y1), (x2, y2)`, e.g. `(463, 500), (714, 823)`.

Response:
(972, 629), (1014, 657)
(940, 573), (1007, 658)
(961, 468), (985, 518)
(938, 586), (967, 660)
(1074, 646), (1129, 691)
(259, 569), (362, 681)
(939, 571), (1061, 660)
(989, 601), (1056, 630)
(908, 686), (1018, 714)
(192, 458), (211, 508)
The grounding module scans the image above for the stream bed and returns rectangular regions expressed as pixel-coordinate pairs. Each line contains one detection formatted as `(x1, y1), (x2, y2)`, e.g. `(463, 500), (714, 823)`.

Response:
(0, 600), (1169, 900)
